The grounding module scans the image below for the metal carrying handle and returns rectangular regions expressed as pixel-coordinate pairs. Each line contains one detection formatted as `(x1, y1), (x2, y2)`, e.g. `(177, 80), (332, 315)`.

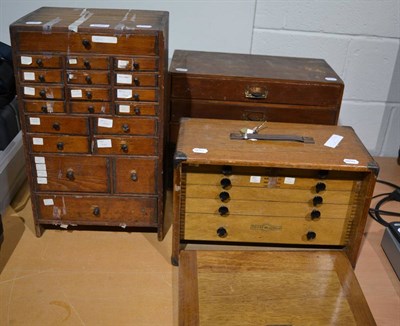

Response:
(230, 133), (315, 144)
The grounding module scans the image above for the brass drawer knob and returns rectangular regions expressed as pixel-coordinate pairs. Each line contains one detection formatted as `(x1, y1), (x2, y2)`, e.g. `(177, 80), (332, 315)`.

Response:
(66, 169), (75, 181)
(121, 143), (128, 153)
(85, 75), (92, 84)
(36, 58), (43, 67)
(86, 91), (92, 100)
(38, 74), (45, 82)
(92, 206), (100, 216)
(122, 124), (130, 133)
(56, 142), (64, 150)
(134, 107), (141, 115)
(41, 106), (48, 113)
(84, 60), (91, 69)
(133, 78), (140, 86)
(52, 122), (60, 131)
(39, 89), (46, 99)
(133, 62), (139, 70)
(130, 170), (138, 181)
(82, 39), (91, 50)
(88, 105), (95, 114)
(244, 86), (268, 99)
(133, 93), (140, 101)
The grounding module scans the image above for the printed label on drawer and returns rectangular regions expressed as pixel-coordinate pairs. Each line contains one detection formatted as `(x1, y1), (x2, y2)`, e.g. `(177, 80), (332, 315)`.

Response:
(35, 163), (47, 171)
(37, 170), (47, 177)
(119, 105), (130, 113)
(26, 21), (42, 25)
(68, 58), (78, 65)
(92, 35), (117, 44)
(116, 74), (132, 84)
(34, 156), (45, 164)
(284, 177), (296, 185)
(32, 137), (44, 145)
(136, 24), (152, 28)
(250, 176), (261, 183)
(29, 117), (41, 125)
(325, 77), (338, 81)
(71, 89), (83, 98)
(43, 198), (54, 206)
(24, 87), (35, 96)
(117, 60), (129, 69)
(98, 118), (113, 128)
(90, 23), (110, 28)
(97, 139), (112, 148)
(23, 72), (36, 81)
(37, 177), (47, 184)
(117, 89), (132, 99)
(21, 56), (32, 65)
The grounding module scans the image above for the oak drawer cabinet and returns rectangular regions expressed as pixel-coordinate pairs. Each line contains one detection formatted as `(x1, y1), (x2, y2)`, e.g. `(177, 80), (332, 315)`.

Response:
(168, 50), (344, 145)
(10, 7), (169, 239)
(173, 118), (378, 325)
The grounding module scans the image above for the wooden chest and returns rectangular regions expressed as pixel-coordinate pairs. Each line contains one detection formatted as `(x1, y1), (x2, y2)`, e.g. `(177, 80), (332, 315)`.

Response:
(10, 7), (169, 239)
(173, 118), (378, 325)
(168, 50), (344, 145)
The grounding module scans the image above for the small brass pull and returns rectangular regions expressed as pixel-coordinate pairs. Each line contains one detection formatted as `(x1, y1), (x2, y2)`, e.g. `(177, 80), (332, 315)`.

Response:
(134, 107), (141, 115)
(57, 142), (64, 150)
(82, 39), (91, 50)
(38, 75), (45, 82)
(66, 169), (75, 181)
(84, 60), (91, 69)
(133, 78), (140, 86)
(133, 94), (140, 101)
(85, 75), (92, 84)
(121, 143), (128, 153)
(88, 106), (95, 114)
(92, 206), (100, 216)
(133, 62), (139, 70)
(52, 122), (60, 131)
(244, 86), (268, 99)
(41, 106), (48, 113)
(39, 89), (46, 99)
(130, 170), (138, 181)
(36, 58), (43, 67)
(122, 124), (130, 133)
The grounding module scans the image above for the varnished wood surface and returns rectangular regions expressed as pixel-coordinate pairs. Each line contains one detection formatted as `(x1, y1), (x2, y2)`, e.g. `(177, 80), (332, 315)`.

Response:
(179, 250), (376, 326)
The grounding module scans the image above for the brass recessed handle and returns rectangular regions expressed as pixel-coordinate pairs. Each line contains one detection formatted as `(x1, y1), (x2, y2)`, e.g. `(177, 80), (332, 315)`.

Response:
(244, 86), (268, 99)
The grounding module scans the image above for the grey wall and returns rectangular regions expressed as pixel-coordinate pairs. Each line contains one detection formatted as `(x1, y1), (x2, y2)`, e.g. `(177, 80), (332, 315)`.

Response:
(1, 0), (399, 157)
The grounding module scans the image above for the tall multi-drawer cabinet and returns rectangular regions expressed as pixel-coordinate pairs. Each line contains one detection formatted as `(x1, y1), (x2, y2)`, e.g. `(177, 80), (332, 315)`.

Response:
(10, 7), (169, 239)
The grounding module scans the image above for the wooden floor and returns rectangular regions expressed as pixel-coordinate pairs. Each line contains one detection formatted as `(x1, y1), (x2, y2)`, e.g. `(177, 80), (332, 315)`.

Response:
(0, 157), (399, 325)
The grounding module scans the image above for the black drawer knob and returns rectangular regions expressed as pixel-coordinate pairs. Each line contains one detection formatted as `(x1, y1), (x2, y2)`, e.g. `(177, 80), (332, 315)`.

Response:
(38, 74), (45, 82)
(313, 196), (323, 206)
(57, 142), (64, 150)
(133, 94), (140, 101)
(219, 191), (230, 202)
(316, 182), (326, 193)
(84, 60), (91, 69)
(121, 143), (128, 153)
(318, 170), (329, 179)
(306, 231), (316, 240)
(52, 122), (60, 131)
(222, 165), (232, 176)
(122, 124), (130, 133)
(133, 78), (140, 86)
(217, 227), (227, 238)
(66, 169), (75, 181)
(130, 170), (138, 181)
(82, 39), (91, 50)
(88, 106), (95, 114)
(39, 89), (46, 99)
(218, 206), (229, 216)
(311, 209), (321, 220)
(92, 207), (100, 216)
(220, 178), (232, 189)
(86, 91), (92, 100)
(36, 58), (43, 67)
(133, 62), (139, 70)
(41, 106), (48, 113)
(134, 107), (141, 115)
(85, 75), (92, 84)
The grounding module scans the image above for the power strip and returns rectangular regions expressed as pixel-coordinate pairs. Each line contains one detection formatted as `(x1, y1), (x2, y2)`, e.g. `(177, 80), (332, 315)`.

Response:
(381, 221), (400, 280)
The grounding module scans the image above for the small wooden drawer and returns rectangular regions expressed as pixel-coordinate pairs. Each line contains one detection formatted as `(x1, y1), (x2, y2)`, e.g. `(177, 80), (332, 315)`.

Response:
(113, 57), (158, 71)
(66, 56), (110, 70)
(67, 70), (110, 85)
(115, 102), (158, 116)
(95, 116), (156, 136)
(94, 136), (156, 155)
(36, 195), (157, 226)
(68, 87), (110, 101)
(20, 69), (63, 83)
(29, 135), (89, 153)
(115, 88), (157, 102)
(32, 155), (110, 192)
(115, 72), (158, 87)
(114, 158), (157, 194)
(21, 85), (64, 100)
(69, 101), (111, 114)
(23, 100), (65, 113)
(26, 115), (89, 134)
(17, 54), (62, 68)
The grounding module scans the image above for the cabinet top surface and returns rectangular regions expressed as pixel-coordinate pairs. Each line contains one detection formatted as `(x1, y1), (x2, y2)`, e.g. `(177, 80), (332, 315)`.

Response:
(10, 6), (168, 32)
(170, 50), (343, 84)
(175, 118), (377, 172)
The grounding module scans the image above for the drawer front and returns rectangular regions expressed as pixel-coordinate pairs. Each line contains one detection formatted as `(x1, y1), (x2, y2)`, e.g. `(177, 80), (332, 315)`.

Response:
(17, 54), (62, 68)
(20, 69), (63, 83)
(115, 102), (158, 116)
(95, 117), (156, 135)
(67, 70), (110, 85)
(26, 115), (89, 134)
(114, 57), (158, 71)
(66, 56), (110, 70)
(69, 102), (111, 114)
(170, 99), (338, 125)
(21, 85), (64, 100)
(115, 88), (157, 102)
(183, 213), (350, 245)
(36, 195), (157, 226)
(115, 72), (158, 87)
(29, 135), (89, 153)
(23, 100), (65, 113)
(94, 136), (156, 155)
(33, 155), (109, 192)
(16, 32), (157, 55)
(68, 87), (110, 101)
(115, 158), (157, 194)
(171, 76), (343, 106)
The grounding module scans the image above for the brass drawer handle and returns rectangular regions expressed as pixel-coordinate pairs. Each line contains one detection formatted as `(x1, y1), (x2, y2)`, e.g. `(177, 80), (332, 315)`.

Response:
(56, 142), (64, 150)
(130, 170), (138, 181)
(244, 86), (268, 99)
(66, 169), (75, 181)
(92, 206), (100, 216)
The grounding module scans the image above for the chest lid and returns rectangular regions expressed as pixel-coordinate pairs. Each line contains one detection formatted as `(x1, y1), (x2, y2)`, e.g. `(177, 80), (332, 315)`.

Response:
(179, 250), (376, 325)
(175, 118), (378, 174)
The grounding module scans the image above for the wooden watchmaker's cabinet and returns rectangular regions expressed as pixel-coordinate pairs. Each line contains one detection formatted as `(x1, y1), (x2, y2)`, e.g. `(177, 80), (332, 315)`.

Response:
(10, 7), (169, 239)
(173, 118), (378, 325)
